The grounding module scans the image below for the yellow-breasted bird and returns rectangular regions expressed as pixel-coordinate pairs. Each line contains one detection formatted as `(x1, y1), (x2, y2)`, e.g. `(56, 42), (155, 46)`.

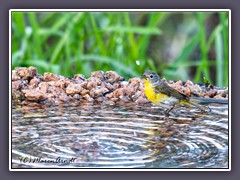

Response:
(141, 70), (228, 116)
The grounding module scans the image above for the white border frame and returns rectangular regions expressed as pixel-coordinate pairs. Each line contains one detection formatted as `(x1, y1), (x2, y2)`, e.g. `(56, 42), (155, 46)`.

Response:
(9, 9), (231, 171)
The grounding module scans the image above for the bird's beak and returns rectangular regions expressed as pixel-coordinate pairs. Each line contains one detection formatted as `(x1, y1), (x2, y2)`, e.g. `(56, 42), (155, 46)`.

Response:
(141, 74), (146, 79)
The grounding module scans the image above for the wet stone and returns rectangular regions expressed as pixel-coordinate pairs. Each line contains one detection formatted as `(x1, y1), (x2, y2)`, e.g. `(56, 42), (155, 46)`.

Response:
(73, 94), (81, 100)
(86, 77), (98, 89)
(12, 89), (24, 100)
(11, 66), (228, 105)
(91, 71), (105, 81)
(113, 89), (124, 98)
(183, 88), (191, 96)
(59, 93), (70, 102)
(185, 80), (194, 86)
(105, 92), (113, 99)
(105, 71), (125, 84)
(15, 66), (38, 80)
(38, 82), (49, 93)
(12, 70), (21, 81)
(189, 84), (202, 95)
(205, 89), (217, 98)
(136, 95), (149, 104)
(43, 72), (63, 82)
(22, 89), (47, 100)
(54, 80), (70, 88)
(12, 80), (23, 90)
(66, 83), (83, 95)
(83, 94), (94, 102)
(80, 89), (89, 96)
(105, 83), (120, 91)
(74, 74), (86, 81)
(29, 77), (40, 89)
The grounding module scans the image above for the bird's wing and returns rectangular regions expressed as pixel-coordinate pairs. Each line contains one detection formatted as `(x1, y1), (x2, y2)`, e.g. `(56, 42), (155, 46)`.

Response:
(155, 82), (189, 100)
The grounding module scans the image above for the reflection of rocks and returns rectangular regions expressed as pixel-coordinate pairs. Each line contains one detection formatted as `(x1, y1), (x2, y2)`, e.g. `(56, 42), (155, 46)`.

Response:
(11, 66), (228, 105)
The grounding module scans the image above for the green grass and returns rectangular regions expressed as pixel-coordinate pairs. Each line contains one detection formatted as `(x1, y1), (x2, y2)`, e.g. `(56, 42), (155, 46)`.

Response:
(12, 11), (229, 86)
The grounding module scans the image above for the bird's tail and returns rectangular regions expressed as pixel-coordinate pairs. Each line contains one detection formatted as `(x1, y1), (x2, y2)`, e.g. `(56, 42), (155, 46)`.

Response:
(190, 97), (228, 104)
(180, 97), (228, 112)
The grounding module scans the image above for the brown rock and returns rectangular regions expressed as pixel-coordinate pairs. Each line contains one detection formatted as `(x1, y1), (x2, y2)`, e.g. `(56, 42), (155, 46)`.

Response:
(105, 92), (113, 99)
(54, 80), (70, 88)
(15, 66), (37, 80)
(59, 93), (70, 102)
(119, 96), (130, 103)
(161, 78), (167, 83)
(111, 98), (119, 102)
(80, 89), (89, 96)
(86, 77), (98, 89)
(175, 80), (183, 86)
(105, 83), (114, 91)
(106, 83), (120, 91)
(83, 94), (94, 102)
(79, 81), (87, 89)
(46, 87), (61, 98)
(12, 80), (22, 90)
(128, 77), (141, 88)
(22, 89), (47, 100)
(189, 84), (202, 95)
(170, 84), (182, 92)
(12, 70), (21, 81)
(131, 91), (143, 101)
(95, 96), (105, 102)
(113, 89), (124, 98)
(66, 83), (83, 95)
(185, 80), (194, 86)
(217, 88), (228, 98)
(205, 89), (217, 98)
(136, 96), (149, 104)
(29, 77), (40, 89)
(125, 84), (137, 96)
(74, 74), (86, 81)
(138, 82), (145, 92)
(105, 71), (124, 84)
(183, 88), (191, 96)
(91, 71), (105, 81)
(12, 89), (24, 100)
(43, 72), (63, 82)
(90, 87), (109, 98)
(129, 77), (140, 83)
(38, 82), (49, 93)
(73, 94), (81, 100)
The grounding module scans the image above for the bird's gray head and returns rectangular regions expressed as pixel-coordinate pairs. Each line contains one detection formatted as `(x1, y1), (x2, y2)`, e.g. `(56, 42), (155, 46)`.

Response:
(141, 70), (161, 86)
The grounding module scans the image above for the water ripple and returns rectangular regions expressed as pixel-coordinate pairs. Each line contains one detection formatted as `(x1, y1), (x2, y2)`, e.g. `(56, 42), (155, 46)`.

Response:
(12, 103), (228, 168)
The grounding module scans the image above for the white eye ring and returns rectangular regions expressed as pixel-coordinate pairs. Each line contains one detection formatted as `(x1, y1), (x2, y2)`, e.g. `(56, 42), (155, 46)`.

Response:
(150, 75), (153, 79)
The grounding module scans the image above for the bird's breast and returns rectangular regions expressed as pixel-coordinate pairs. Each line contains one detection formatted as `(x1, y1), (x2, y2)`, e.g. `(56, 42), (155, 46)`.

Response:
(143, 80), (173, 104)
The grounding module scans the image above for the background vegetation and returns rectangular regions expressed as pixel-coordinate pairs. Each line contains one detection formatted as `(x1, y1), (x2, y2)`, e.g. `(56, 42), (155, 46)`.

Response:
(12, 11), (229, 87)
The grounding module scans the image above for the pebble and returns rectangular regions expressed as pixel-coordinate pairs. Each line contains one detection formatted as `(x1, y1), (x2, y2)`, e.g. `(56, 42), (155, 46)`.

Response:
(66, 83), (83, 95)
(15, 66), (37, 80)
(11, 66), (228, 105)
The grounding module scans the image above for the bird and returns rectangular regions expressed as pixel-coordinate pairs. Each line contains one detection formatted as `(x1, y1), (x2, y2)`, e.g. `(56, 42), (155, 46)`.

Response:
(141, 70), (227, 116)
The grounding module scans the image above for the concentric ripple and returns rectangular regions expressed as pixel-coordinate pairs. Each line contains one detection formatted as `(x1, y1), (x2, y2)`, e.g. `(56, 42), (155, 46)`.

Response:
(12, 102), (229, 168)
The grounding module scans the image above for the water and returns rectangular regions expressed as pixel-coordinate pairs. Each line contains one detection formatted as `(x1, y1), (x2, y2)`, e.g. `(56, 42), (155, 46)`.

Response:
(11, 102), (229, 169)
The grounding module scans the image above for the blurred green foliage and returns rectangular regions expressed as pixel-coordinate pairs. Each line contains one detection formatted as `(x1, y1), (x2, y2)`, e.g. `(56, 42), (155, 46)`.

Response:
(11, 11), (229, 86)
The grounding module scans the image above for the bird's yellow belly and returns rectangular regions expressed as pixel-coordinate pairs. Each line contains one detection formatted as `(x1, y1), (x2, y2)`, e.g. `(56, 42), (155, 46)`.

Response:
(143, 80), (169, 105)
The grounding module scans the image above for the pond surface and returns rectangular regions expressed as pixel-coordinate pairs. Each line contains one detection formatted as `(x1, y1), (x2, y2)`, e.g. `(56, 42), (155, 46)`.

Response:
(12, 102), (229, 169)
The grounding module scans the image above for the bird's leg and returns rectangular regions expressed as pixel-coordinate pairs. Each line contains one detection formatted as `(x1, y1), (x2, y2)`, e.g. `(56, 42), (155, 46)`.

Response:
(164, 105), (175, 117)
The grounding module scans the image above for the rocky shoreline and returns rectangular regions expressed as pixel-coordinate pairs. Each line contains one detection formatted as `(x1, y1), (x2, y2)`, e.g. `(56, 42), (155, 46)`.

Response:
(12, 66), (228, 106)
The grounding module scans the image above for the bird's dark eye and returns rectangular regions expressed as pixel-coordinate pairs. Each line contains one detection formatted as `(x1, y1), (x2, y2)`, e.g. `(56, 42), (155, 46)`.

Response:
(150, 74), (153, 79)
